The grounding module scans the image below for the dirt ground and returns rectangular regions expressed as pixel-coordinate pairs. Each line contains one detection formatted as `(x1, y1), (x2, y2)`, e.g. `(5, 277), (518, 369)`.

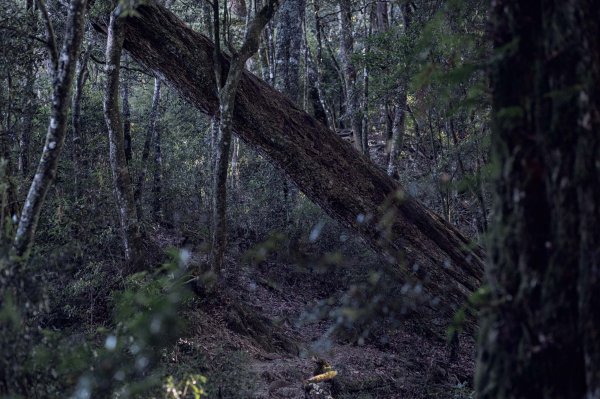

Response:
(160, 237), (476, 399)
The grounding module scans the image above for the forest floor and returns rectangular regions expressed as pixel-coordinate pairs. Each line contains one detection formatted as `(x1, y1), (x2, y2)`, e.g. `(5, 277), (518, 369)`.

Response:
(153, 230), (476, 399)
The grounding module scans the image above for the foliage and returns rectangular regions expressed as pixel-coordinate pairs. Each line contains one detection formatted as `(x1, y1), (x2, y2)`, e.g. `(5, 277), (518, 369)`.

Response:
(164, 374), (207, 399)
(0, 249), (202, 398)
(0, 0), (500, 397)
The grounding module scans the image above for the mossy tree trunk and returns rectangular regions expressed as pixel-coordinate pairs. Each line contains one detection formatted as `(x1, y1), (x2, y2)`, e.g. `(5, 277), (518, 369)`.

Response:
(476, 1), (600, 397)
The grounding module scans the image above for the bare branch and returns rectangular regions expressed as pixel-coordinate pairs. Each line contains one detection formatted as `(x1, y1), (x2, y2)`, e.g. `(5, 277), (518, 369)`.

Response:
(36, 0), (59, 72)
(89, 54), (153, 76)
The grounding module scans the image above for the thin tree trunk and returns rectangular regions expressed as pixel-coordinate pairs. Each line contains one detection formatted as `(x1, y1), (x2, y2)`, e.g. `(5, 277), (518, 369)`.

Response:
(95, 3), (485, 322)
(72, 43), (90, 187)
(121, 55), (133, 164)
(258, 35), (271, 81)
(13, 0), (87, 258)
(265, 23), (275, 85)
(0, 81), (19, 245)
(338, 0), (363, 153)
(152, 121), (162, 221)
(19, 71), (36, 178)
(386, 3), (412, 178)
(306, 48), (328, 126)
(311, 1), (335, 128)
(230, 136), (240, 190)
(272, 0), (304, 236)
(211, 93), (234, 273)
(211, 0), (281, 273)
(18, 0), (37, 178)
(134, 78), (161, 221)
(386, 87), (407, 178)
(103, 9), (142, 268)
(361, 0), (370, 155)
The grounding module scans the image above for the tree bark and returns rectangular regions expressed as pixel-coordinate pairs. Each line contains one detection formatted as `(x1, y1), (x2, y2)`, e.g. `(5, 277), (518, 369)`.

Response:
(475, 1), (600, 397)
(306, 49), (328, 126)
(19, 71), (36, 178)
(361, 10), (370, 156)
(121, 55), (133, 164)
(211, 0), (281, 272)
(94, 2), (484, 321)
(386, 3), (412, 178)
(17, 0), (38, 178)
(152, 117), (162, 221)
(273, 0), (304, 103)
(371, 0), (388, 33)
(0, 82), (19, 246)
(103, 9), (142, 268)
(338, 0), (364, 153)
(13, 0), (87, 258)
(72, 43), (90, 184)
(230, 136), (240, 190)
(386, 86), (406, 179)
(135, 78), (161, 221)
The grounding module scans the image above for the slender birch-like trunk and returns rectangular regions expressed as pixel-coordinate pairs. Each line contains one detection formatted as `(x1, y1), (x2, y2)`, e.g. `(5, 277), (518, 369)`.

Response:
(13, 0), (87, 258)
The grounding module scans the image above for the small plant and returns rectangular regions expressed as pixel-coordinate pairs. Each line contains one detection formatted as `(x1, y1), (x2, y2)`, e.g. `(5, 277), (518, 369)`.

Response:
(164, 374), (207, 399)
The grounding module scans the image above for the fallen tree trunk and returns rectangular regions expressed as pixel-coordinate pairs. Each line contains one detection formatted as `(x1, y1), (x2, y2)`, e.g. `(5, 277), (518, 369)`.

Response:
(94, 3), (484, 321)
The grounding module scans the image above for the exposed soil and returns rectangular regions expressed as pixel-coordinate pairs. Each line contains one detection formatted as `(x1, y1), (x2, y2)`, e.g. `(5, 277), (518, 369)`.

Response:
(155, 226), (476, 399)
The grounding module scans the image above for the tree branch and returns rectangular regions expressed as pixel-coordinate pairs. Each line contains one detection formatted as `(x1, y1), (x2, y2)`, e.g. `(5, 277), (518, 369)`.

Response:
(238, 0), (279, 61)
(36, 0), (58, 72)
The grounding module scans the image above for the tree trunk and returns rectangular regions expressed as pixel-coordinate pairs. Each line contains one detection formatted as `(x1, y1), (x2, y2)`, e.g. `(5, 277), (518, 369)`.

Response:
(94, 3), (484, 322)
(230, 136), (240, 190)
(371, 0), (388, 33)
(18, 72), (36, 179)
(475, 1), (600, 397)
(0, 81), (19, 245)
(338, 0), (364, 153)
(306, 60), (328, 126)
(273, 0), (305, 103)
(386, 87), (407, 179)
(210, 0), (281, 273)
(17, 0), (38, 179)
(13, 0), (87, 258)
(134, 78), (161, 222)
(72, 44), (90, 186)
(103, 9), (142, 268)
(121, 55), (133, 164)
(311, 1), (335, 128)
(211, 90), (234, 272)
(152, 119), (162, 222)
(361, 0), (371, 155)
(386, 3), (412, 178)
